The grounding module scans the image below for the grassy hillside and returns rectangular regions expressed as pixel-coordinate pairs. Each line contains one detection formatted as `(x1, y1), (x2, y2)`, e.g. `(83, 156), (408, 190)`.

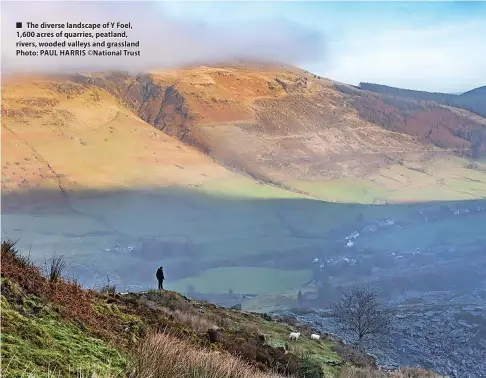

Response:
(3, 65), (486, 204)
(0, 74), (245, 193)
(78, 66), (486, 200)
(0, 239), (443, 378)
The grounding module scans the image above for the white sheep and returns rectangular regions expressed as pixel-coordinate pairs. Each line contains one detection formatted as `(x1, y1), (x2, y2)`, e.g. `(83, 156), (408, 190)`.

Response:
(288, 332), (301, 340)
(310, 333), (320, 340)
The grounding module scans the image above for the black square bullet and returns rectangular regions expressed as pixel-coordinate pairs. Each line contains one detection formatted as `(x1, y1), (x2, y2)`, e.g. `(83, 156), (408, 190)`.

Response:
(16, 22), (22, 28)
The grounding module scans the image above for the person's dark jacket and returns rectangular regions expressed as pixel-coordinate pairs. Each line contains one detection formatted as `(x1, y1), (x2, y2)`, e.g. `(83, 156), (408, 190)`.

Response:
(156, 267), (165, 281)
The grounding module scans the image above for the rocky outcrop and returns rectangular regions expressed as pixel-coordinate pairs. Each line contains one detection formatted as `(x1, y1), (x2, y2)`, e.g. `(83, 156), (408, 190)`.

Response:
(72, 73), (198, 148)
(275, 76), (308, 94)
(277, 299), (486, 378)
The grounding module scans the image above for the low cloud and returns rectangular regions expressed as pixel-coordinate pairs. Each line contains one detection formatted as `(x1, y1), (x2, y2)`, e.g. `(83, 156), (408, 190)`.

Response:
(1, 1), (327, 74)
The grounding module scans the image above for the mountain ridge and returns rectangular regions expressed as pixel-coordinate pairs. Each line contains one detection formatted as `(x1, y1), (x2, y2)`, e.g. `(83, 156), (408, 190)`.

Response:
(357, 82), (486, 119)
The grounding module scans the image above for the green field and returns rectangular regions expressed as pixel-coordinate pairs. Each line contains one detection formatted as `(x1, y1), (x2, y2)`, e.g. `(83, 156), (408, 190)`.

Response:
(168, 267), (313, 295)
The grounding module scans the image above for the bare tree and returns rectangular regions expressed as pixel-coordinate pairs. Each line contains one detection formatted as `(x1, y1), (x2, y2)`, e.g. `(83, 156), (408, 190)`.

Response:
(331, 286), (391, 349)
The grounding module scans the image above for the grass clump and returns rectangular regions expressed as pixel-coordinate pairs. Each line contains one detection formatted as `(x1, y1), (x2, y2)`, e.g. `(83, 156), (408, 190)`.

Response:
(127, 332), (287, 378)
(44, 254), (67, 283)
(1, 239), (32, 268)
(156, 306), (216, 334)
(1, 239), (94, 324)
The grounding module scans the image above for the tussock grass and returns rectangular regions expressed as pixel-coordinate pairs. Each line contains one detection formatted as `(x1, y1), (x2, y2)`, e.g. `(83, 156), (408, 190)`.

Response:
(157, 306), (216, 334)
(1, 238), (94, 324)
(0, 362), (122, 378)
(45, 254), (67, 282)
(1, 238), (32, 268)
(127, 332), (288, 378)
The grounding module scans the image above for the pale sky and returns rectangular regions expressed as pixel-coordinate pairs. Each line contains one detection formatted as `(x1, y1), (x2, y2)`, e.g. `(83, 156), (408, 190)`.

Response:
(2, 1), (485, 93)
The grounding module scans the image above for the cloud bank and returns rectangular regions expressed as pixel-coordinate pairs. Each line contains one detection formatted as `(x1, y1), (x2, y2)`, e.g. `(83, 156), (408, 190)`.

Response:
(2, 1), (484, 92)
(1, 1), (326, 74)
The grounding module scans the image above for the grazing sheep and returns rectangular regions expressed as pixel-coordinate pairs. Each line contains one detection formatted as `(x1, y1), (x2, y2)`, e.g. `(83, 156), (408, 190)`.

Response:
(289, 332), (301, 340)
(310, 333), (320, 340)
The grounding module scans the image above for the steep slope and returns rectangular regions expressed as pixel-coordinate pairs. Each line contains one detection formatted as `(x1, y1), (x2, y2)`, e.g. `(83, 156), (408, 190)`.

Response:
(71, 64), (486, 202)
(1, 73), (304, 206)
(0, 239), (377, 378)
(1, 238), (444, 378)
(0, 75), (233, 192)
(3, 64), (486, 203)
(74, 66), (434, 182)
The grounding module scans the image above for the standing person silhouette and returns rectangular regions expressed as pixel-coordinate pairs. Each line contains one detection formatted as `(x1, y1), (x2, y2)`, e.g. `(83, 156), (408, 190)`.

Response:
(156, 266), (165, 290)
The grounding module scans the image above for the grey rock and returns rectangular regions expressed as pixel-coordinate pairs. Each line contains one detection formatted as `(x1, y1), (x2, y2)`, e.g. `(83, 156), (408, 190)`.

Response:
(273, 303), (486, 378)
